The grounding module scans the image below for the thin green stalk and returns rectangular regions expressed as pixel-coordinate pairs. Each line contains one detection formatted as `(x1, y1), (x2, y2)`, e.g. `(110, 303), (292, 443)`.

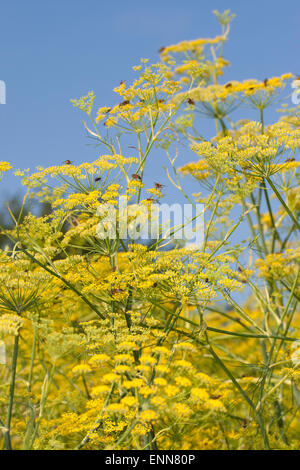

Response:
(250, 189), (268, 255)
(205, 334), (270, 449)
(27, 362), (57, 449)
(262, 180), (281, 250)
(76, 383), (116, 450)
(28, 324), (37, 393)
(4, 333), (20, 450)
(266, 176), (300, 232)
(281, 224), (295, 251)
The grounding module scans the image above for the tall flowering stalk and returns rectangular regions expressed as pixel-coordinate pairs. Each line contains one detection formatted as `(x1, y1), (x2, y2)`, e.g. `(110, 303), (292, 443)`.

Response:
(0, 10), (300, 450)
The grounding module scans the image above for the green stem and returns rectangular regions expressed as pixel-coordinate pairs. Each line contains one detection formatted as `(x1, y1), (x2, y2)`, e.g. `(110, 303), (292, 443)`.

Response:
(251, 189), (268, 255)
(4, 333), (20, 450)
(206, 334), (270, 449)
(266, 177), (300, 232)
(262, 179), (281, 250)
(28, 325), (37, 392)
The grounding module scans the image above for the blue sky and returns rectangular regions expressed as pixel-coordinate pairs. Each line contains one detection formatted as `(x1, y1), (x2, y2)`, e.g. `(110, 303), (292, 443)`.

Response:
(0, 0), (299, 202)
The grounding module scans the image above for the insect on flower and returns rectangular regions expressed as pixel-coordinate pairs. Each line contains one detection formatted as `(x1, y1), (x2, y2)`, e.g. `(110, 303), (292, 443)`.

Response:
(158, 46), (166, 54)
(154, 182), (164, 189)
(131, 174), (142, 181)
(225, 82), (232, 88)
(186, 98), (195, 106)
(264, 78), (269, 86)
(111, 288), (124, 295)
(62, 160), (73, 165)
(119, 100), (130, 107)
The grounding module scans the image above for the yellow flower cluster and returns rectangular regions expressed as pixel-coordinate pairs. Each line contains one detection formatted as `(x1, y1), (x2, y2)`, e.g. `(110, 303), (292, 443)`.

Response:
(0, 161), (12, 173)
(255, 251), (296, 279)
(0, 314), (23, 337)
(1, 10), (300, 453)
(175, 74), (293, 104)
(190, 121), (300, 180)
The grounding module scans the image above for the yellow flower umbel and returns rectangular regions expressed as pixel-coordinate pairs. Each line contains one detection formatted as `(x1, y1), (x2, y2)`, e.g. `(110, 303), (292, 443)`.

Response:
(0, 161), (12, 173)
(2, 9), (300, 452)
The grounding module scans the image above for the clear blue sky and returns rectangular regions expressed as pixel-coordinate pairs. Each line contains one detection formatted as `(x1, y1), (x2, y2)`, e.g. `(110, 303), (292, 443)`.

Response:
(0, 0), (299, 201)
